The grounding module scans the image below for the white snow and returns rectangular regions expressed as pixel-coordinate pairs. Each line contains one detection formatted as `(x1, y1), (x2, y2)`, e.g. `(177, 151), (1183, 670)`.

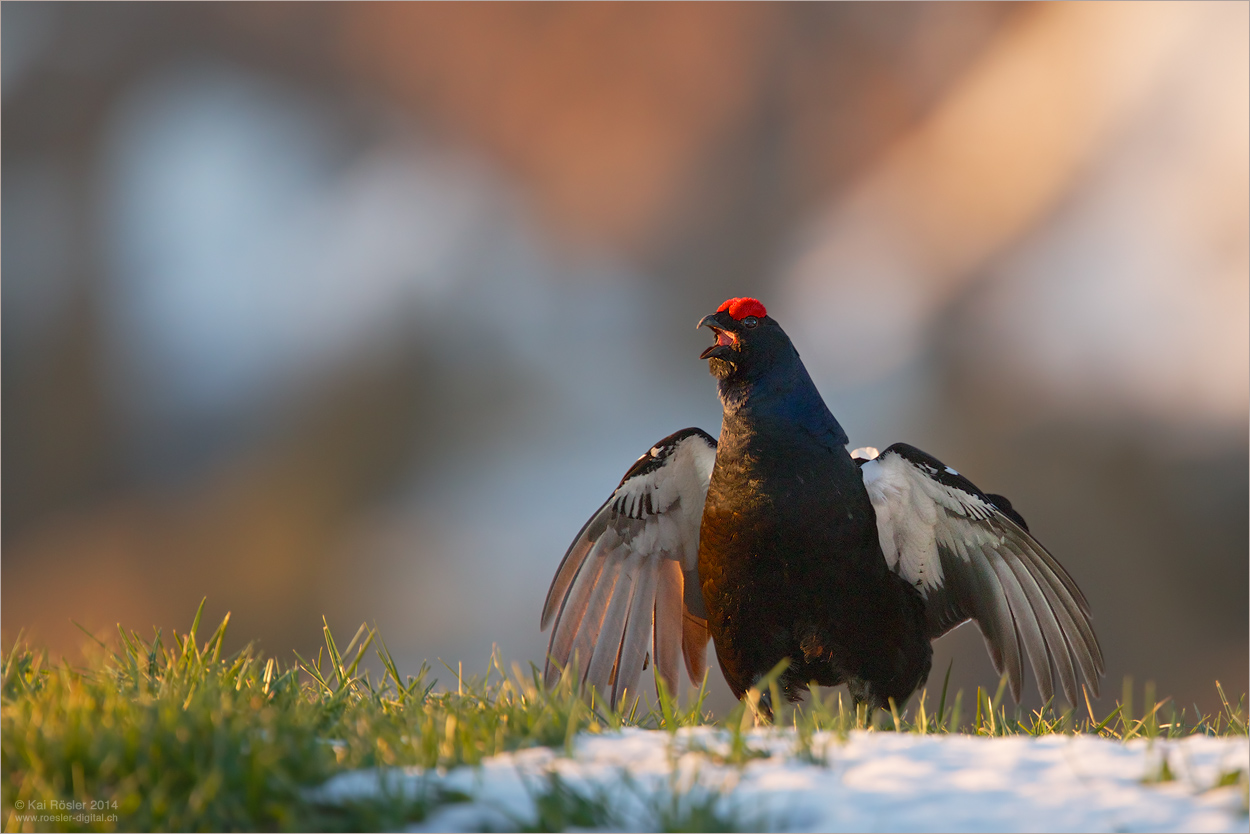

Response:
(312, 728), (1249, 832)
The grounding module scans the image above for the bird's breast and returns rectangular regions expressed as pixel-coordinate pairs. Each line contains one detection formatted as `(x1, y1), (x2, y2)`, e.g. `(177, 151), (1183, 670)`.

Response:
(698, 429), (883, 578)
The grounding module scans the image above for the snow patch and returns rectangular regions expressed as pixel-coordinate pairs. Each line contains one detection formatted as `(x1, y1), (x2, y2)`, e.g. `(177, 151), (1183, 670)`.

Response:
(311, 728), (1250, 832)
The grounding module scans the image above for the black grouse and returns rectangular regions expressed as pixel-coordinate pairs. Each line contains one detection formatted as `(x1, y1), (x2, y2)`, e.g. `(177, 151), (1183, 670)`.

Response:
(541, 297), (1103, 715)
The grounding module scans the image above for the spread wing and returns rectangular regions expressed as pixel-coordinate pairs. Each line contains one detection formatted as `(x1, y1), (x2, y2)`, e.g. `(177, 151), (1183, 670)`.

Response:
(541, 428), (716, 708)
(858, 443), (1104, 705)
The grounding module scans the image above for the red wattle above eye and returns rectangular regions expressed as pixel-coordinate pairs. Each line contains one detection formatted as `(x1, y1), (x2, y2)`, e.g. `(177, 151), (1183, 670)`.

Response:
(716, 297), (767, 321)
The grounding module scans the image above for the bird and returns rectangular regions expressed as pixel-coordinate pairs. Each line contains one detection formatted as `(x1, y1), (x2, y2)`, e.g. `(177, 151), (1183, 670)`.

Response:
(540, 296), (1103, 716)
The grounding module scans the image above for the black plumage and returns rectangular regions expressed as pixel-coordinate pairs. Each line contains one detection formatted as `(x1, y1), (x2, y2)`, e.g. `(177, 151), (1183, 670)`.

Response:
(541, 297), (1103, 716)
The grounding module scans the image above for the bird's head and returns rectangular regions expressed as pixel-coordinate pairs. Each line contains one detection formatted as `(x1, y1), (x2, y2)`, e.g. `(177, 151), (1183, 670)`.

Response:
(699, 296), (847, 440)
(698, 297), (790, 382)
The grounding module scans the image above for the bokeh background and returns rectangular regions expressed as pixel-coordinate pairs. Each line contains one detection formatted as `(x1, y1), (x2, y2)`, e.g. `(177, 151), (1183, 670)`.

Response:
(3, 1), (1246, 716)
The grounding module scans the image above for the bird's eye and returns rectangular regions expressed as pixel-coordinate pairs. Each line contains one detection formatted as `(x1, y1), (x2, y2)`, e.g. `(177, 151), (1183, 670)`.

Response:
(743, 316), (758, 329)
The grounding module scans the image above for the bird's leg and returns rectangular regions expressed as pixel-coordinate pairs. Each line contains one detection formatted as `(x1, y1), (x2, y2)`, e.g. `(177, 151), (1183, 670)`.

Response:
(754, 688), (774, 724)
(740, 685), (774, 725)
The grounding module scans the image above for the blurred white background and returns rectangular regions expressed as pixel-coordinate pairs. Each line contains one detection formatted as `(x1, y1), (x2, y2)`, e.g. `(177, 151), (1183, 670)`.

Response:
(3, 2), (1245, 715)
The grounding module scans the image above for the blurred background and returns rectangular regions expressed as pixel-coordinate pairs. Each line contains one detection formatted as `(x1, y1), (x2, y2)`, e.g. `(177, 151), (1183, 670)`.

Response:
(3, 2), (1246, 717)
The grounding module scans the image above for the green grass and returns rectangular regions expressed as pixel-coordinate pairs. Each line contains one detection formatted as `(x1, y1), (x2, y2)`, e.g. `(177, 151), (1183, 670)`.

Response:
(773, 661), (1247, 743)
(2, 603), (1245, 831)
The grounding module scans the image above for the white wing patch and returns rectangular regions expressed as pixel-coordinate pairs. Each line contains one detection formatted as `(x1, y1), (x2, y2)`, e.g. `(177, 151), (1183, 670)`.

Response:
(863, 453), (1005, 594)
(607, 439), (714, 570)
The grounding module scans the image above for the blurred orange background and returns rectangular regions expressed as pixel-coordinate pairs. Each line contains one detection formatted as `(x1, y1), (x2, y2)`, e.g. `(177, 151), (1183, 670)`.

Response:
(3, 2), (1246, 716)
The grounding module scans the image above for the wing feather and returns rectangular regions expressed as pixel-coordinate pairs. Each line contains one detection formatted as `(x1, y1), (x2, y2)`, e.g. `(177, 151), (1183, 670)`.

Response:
(1001, 540), (1073, 703)
(682, 613), (710, 684)
(541, 502), (606, 630)
(1008, 538), (1104, 695)
(653, 559), (683, 694)
(543, 534), (613, 685)
(614, 558), (658, 706)
(863, 442), (1103, 704)
(958, 542), (1024, 697)
(542, 428), (717, 704)
(566, 546), (624, 687)
(980, 541), (1047, 703)
(587, 549), (639, 694)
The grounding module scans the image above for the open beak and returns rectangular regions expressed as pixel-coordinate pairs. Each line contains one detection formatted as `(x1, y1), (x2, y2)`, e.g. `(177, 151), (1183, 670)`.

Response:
(698, 314), (738, 360)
